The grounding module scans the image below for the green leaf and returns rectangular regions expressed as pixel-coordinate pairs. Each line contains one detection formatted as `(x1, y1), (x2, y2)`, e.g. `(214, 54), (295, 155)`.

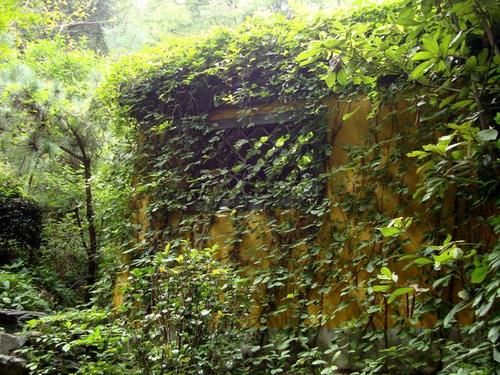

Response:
(372, 285), (391, 292)
(450, 99), (474, 110)
(471, 263), (488, 284)
(422, 35), (439, 54)
(387, 287), (413, 304)
(342, 107), (359, 121)
(439, 34), (451, 57)
(493, 347), (500, 363)
(475, 129), (498, 143)
(296, 48), (319, 62)
(396, 7), (420, 26)
(411, 51), (434, 61)
(312, 359), (328, 366)
(410, 60), (433, 80)
(323, 38), (341, 49)
(439, 94), (457, 109)
(414, 257), (433, 265)
(443, 301), (465, 328)
(62, 343), (71, 352)
(380, 267), (392, 278)
(200, 309), (211, 316)
(379, 226), (401, 237)
(407, 150), (429, 159)
(488, 326), (499, 343)
(337, 69), (348, 86)
(324, 71), (336, 88)
(432, 274), (452, 289)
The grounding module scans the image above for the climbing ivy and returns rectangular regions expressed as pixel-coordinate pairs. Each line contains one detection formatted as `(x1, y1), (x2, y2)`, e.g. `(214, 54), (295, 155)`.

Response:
(100, 0), (499, 373)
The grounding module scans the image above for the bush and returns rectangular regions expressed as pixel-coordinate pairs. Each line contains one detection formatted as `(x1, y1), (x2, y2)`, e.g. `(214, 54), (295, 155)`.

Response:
(33, 216), (88, 307)
(123, 241), (250, 374)
(20, 242), (250, 374)
(0, 264), (51, 311)
(20, 308), (133, 375)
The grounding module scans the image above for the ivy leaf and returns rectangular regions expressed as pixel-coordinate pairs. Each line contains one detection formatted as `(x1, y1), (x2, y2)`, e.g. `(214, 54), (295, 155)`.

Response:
(475, 129), (498, 143)
(443, 301), (465, 328)
(387, 287), (413, 304)
(342, 107), (359, 121)
(471, 263), (488, 284)
(372, 285), (391, 292)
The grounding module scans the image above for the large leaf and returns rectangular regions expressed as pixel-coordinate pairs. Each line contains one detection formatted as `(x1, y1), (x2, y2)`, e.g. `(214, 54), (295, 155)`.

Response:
(475, 129), (498, 143)
(336, 69), (348, 86)
(324, 71), (336, 88)
(422, 35), (439, 54)
(378, 226), (401, 237)
(410, 60), (433, 80)
(411, 51), (434, 61)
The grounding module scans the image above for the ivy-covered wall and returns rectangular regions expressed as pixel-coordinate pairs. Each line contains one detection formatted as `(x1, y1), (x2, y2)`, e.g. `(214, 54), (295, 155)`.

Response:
(104, 1), (499, 370)
(113, 96), (470, 331)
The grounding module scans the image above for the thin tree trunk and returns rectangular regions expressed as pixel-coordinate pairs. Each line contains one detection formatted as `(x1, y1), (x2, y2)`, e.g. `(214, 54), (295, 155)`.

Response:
(83, 157), (98, 301)
(63, 125), (99, 302)
(73, 207), (88, 256)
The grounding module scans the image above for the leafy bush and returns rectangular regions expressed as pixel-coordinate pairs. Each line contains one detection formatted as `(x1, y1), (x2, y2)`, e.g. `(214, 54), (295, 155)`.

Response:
(0, 264), (51, 311)
(20, 242), (250, 374)
(20, 309), (133, 375)
(122, 241), (250, 374)
(33, 216), (89, 307)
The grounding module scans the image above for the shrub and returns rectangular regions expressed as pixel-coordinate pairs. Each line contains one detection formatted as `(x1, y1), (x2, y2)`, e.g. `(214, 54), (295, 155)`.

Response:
(20, 309), (133, 375)
(123, 241), (250, 374)
(0, 264), (51, 311)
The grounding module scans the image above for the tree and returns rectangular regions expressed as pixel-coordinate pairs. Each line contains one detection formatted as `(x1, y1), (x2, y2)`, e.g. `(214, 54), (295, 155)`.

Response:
(0, 36), (103, 300)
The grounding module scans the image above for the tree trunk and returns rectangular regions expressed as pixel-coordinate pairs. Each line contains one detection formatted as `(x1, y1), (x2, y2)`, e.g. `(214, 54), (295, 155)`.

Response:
(83, 157), (98, 301)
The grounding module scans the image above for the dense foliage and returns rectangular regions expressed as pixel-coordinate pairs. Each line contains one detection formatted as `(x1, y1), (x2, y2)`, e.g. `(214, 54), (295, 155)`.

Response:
(0, 0), (498, 374)
(101, 0), (499, 373)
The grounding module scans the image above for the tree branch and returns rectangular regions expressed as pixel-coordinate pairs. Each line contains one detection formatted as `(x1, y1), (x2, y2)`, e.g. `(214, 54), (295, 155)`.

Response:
(58, 144), (83, 161)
